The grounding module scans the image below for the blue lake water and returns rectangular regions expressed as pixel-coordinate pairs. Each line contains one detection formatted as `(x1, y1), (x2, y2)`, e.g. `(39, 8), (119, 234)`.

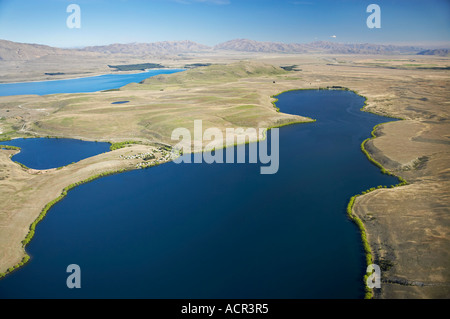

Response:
(0, 89), (399, 298)
(111, 101), (130, 105)
(0, 69), (184, 96)
(0, 138), (110, 170)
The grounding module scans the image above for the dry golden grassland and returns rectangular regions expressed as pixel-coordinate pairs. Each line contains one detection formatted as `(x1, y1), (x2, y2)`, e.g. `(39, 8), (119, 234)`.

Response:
(0, 56), (449, 298)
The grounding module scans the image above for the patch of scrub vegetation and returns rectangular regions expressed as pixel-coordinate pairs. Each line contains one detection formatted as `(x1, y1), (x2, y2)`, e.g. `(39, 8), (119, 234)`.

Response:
(347, 117), (407, 299)
(0, 130), (34, 141)
(0, 255), (29, 278)
(110, 140), (142, 151)
(101, 88), (120, 92)
(347, 181), (406, 300)
(346, 195), (373, 299)
(14, 161), (30, 170)
(108, 63), (165, 71)
(377, 258), (395, 271)
(326, 86), (350, 90)
(0, 145), (20, 150)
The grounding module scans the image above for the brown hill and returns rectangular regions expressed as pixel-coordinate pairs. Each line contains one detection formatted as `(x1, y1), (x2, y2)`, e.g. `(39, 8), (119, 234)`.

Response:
(214, 39), (422, 55)
(0, 39), (68, 61)
(214, 39), (306, 53)
(80, 40), (211, 55)
(0, 38), (428, 63)
(417, 49), (450, 57)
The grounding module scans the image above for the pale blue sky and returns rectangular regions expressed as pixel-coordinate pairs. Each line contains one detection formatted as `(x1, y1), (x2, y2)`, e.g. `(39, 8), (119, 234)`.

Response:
(0, 0), (449, 47)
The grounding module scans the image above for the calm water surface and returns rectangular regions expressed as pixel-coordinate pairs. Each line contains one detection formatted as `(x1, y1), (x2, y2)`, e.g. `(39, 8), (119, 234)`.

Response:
(0, 69), (184, 96)
(0, 138), (110, 170)
(0, 90), (399, 298)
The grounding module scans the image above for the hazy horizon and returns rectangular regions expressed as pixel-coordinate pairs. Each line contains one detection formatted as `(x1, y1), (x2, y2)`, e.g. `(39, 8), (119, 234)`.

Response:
(2, 37), (449, 51)
(0, 0), (449, 48)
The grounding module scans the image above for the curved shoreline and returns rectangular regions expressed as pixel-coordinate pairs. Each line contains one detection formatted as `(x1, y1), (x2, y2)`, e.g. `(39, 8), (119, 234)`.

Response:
(272, 87), (408, 299)
(0, 68), (186, 85)
(0, 167), (129, 279)
(0, 89), (314, 280)
(0, 88), (408, 300)
(345, 90), (408, 299)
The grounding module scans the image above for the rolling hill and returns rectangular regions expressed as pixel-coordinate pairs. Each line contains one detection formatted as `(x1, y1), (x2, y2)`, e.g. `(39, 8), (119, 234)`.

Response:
(0, 38), (429, 63)
(214, 39), (422, 55)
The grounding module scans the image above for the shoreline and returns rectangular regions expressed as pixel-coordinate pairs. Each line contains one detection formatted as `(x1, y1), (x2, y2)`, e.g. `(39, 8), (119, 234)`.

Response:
(345, 106), (408, 299)
(0, 87), (405, 300)
(0, 68), (186, 85)
(0, 143), (174, 279)
(323, 88), (409, 299)
(0, 87), (314, 281)
(272, 87), (409, 299)
(1, 166), (130, 278)
(1, 56), (447, 298)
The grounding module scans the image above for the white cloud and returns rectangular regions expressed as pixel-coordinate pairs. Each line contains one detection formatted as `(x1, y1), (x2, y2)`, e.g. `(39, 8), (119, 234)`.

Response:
(330, 35), (337, 38)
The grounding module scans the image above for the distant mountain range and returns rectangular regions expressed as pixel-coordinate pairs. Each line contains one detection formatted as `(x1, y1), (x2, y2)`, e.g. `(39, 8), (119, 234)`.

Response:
(214, 39), (307, 53)
(0, 39), (68, 61)
(417, 49), (450, 57)
(0, 38), (447, 61)
(214, 39), (423, 54)
(81, 40), (210, 55)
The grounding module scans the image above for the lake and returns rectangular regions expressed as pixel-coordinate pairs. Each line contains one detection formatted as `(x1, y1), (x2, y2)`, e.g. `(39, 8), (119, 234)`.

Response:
(0, 69), (185, 96)
(0, 138), (110, 170)
(0, 89), (399, 298)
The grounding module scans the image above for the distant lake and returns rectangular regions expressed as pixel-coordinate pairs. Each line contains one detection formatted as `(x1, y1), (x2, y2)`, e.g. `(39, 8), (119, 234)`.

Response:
(0, 69), (185, 96)
(0, 138), (110, 169)
(0, 90), (399, 298)
(111, 101), (130, 105)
